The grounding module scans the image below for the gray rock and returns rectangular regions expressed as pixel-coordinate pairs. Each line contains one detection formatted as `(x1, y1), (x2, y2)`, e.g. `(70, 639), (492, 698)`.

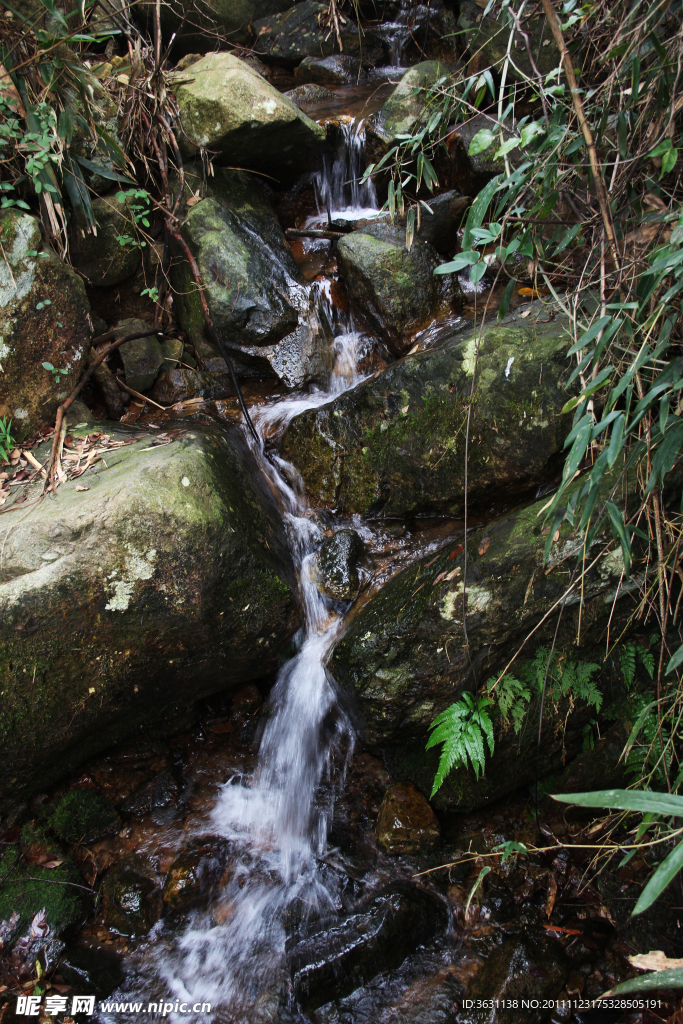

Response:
(294, 54), (365, 86)
(281, 303), (574, 518)
(252, 2), (382, 68)
(151, 368), (235, 405)
(0, 422), (298, 808)
(143, 0), (292, 50)
(336, 222), (462, 354)
(175, 52), (325, 182)
(366, 61), (450, 159)
(119, 330), (164, 393)
(0, 209), (92, 441)
(313, 528), (363, 600)
(161, 337), (184, 372)
(173, 167), (334, 387)
(70, 195), (141, 287)
(285, 84), (337, 109)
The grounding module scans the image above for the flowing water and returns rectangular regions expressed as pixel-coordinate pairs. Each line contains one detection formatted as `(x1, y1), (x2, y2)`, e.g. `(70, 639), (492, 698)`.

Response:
(311, 120), (379, 226)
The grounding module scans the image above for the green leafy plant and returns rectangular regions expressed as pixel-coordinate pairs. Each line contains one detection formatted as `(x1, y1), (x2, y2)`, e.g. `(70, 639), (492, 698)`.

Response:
(42, 361), (68, 384)
(0, 417), (14, 461)
(426, 692), (495, 795)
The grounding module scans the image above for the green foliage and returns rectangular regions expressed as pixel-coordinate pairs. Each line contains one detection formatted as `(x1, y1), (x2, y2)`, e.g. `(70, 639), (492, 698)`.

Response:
(0, 417), (14, 461)
(115, 189), (152, 249)
(42, 361), (68, 385)
(49, 790), (118, 844)
(426, 692), (494, 796)
(493, 673), (531, 734)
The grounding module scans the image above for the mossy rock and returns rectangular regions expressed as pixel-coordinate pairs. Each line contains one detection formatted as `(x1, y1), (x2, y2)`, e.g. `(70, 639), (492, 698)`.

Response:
(252, 2), (382, 68)
(70, 195), (141, 288)
(102, 865), (162, 936)
(0, 210), (92, 441)
(140, 0), (292, 51)
(0, 422), (298, 810)
(366, 62), (450, 160)
(0, 840), (87, 937)
(281, 303), (577, 519)
(49, 791), (119, 845)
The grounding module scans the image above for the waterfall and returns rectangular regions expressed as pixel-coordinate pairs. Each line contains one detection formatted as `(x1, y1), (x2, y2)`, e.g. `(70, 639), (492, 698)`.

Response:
(312, 120), (379, 223)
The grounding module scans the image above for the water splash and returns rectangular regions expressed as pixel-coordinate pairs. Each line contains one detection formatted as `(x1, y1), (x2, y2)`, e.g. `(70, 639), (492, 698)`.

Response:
(313, 120), (378, 222)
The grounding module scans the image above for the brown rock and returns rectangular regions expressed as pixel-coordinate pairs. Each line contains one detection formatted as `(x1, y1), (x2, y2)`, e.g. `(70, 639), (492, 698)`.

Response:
(376, 782), (440, 854)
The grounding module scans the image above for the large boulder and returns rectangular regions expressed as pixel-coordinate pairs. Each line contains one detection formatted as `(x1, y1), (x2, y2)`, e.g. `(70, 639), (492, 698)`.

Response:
(144, 0), (292, 51)
(281, 304), (575, 519)
(294, 54), (365, 86)
(173, 167), (333, 387)
(0, 210), (93, 441)
(366, 62), (449, 160)
(0, 422), (298, 809)
(252, 2), (382, 68)
(458, 0), (560, 84)
(336, 221), (462, 353)
(70, 194), (141, 287)
(329, 482), (638, 811)
(175, 52), (326, 182)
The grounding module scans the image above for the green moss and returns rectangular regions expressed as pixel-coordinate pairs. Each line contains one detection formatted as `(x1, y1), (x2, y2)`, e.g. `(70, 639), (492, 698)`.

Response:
(49, 791), (118, 844)
(0, 845), (86, 935)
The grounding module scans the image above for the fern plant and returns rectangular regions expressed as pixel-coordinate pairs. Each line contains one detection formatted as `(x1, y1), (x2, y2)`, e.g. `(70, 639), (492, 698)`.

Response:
(488, 674), (531, 734)
(426, 693), (494, 796)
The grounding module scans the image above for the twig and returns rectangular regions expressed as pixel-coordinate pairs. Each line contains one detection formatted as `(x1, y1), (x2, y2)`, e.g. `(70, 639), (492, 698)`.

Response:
(115, 377), (168, 411)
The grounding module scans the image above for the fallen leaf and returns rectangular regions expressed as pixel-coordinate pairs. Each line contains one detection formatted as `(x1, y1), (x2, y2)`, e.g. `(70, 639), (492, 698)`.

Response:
(445, 566), (461, 581)
(13, 494), (27, 504)
(520, 309), (531, 319)
(478, 536), (491, 555)
(186, 192), (202, 207)
(629, 951), (683, 972)
(425, 556), (439, 567)
(0, 64), (25, 116)
(433, 571), (448, 586)
(0, 826), (20, 844)
(546, 874), (558, 918)
(518, 287), (544, 297)
(75, 484), (90, 492)
(40, 859), (65, 869)
(543, 923), (581, 935)
(448, 544), (464, 561)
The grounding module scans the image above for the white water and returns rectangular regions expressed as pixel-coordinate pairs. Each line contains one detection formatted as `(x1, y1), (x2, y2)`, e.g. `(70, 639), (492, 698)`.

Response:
(102, 331), (371, 1024)
(312, 120), (379, 224)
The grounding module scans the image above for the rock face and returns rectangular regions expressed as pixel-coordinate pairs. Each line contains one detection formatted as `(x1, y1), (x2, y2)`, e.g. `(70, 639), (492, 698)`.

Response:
(458, 0), (560, 84)
(312, 529), (363, 600)
(173, 167), (333, 387)
(70, 195), (141, 287)
(0, 210), (93, 441)
(367, 62), (449, 156)
(336, 222), (462, 353)
(148, 0), (292, 50)
(175, 52), (325, 181)
(252, 2), (382, 68)
(290, 884), (449, 1010)
(281, 305), (575, 519)
(163, 838), (232, 913)
(329, 483), (636, 811)
(375, 782), (440, 853)
(0, 423), (298, 809)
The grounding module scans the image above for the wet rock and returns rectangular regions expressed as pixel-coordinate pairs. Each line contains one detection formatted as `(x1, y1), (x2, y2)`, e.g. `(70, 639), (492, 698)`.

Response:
(336, 221), (461, 354)
(144, 0), (291, 51)
(458, 0), (560, 85)
(457, 936), (568, 1024)
(281, 303), (575, 518)
(161, 337), (184, 372)
(376, 782), (440, 854)
(66, 399), (94, 425)
(366, 61), (449, 159)
(231, 683), (263, 711)
(120, 770), (180, 815)
(0, 209), (92, 441)
(115, 318), (164, 392)
(58, 945), (123, 998)
(0, 422), (298, 808)
(49, 790), (120, 844)
(329, 477), (639, 811)
(175, 52), (325, 182)
(377, 966), (462, 1023)
(285, 84), (337, 108)
(70, 195), (140, 287)
(552, 722), (630, 796)
(90, 346), (126, 419)
(162, 838), (231, 913)
(295, 54), (365, 86)
(252, 2), (382, 68)
(151, 369), (235, 405)
(290, 883), (448, 1010)
(330, 190), (470, 254)
(313, 529), (363, 601)
(173, 167), (333, 387)
(103, 865), (162, 935)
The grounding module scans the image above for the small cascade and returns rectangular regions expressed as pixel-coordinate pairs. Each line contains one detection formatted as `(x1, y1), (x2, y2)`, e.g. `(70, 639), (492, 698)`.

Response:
(312, 120), (379, 223)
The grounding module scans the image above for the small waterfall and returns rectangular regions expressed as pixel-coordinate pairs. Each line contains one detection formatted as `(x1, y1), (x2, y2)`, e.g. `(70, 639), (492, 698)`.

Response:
(313, 120), (378, 223)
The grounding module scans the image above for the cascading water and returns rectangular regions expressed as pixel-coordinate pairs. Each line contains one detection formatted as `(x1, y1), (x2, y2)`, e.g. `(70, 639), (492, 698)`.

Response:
(101, 314), (372, 1024)
(312, 120), (379, 224)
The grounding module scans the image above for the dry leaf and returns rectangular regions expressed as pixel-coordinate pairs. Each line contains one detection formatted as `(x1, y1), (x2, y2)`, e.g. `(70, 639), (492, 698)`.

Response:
(629, 951), (683, 971)
(186, 192), (202, 207)
(75, 483), (90, 492)
(433, 571), (448, 586)
(445, 567), (461, 581)
(545, 874), (558, 918)
(520, 309), (531, 319)
(478, 536), (491, 555)
(448, 543), (464, 561)
(0, 64), (25, 116)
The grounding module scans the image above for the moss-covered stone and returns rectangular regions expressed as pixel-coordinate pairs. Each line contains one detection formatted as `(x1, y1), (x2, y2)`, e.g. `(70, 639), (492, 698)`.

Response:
(70, 195), (140, 287)
(458, 0), (560, 84)
(0, 422), (298, 809)
(366, 62), (450, 155)
(49, 791), (119, 845)
(175, 52), (325, 181)
(252, 2), (382, 68)
(172, 167), (333, 386)
(312, 528), (363, 601)
(336, 222), (462, 353)
(329, 476), (638, 811)
(0, 838), (86, 936)
(281, 303), (576, 519)
(0, 210), (92, 441)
